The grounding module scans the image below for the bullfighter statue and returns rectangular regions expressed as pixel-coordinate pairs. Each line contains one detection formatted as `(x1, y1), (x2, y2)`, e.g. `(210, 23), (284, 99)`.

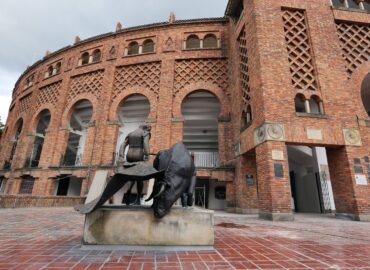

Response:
(75, 135), (197, 218)
(117, 125), (151, 205)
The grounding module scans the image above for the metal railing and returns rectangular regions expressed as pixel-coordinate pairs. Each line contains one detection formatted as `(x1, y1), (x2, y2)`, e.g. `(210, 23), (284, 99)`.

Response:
(193, 152), (219, 168)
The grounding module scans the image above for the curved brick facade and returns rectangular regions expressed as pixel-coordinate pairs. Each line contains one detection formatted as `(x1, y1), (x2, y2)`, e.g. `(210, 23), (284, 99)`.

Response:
(0, 0), (369, 221)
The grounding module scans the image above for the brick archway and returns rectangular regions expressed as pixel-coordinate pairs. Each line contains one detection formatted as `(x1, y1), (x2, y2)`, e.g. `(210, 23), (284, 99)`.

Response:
(173, 82), (229, 117)
(61, 94), (98, 128)
(109, 87), (158, 121)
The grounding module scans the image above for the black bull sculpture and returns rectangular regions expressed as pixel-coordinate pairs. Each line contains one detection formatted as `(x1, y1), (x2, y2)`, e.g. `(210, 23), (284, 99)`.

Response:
(74, 143), (196, 218)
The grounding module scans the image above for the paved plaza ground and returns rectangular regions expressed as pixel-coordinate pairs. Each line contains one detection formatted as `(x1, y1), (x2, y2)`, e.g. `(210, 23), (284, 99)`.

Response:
(0, 208), (369, 270)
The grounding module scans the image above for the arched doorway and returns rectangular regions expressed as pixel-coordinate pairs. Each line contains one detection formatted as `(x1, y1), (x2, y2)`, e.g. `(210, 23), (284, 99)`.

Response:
(27, 110), (50, 168)
(115, 94), (150, 163)
(181, 90), (224, 210)
(63, 100), (93, 166)
(181, 91), (220, 167)
(6, 119), (23, 169)
(361, 73), (370, 117)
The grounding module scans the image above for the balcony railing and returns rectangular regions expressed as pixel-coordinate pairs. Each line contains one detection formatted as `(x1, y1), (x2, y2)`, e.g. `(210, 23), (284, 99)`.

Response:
(193, 152), (219, 168)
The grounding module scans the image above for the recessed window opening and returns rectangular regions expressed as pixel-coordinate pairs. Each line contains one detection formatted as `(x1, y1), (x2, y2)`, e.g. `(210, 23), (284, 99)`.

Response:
(92, 49), (101, 63)
(186, 35), (201, 49)
(55, 175), (82, 196)
(181, 91), (221, 168)
(203, 34), (218, 48)
(27, 110), (50, 168)
(128, 41), (139, 55)
(295, 94), (306, 113)
(309, 99), (321, 114)
(80, 52), (90, 65)
(142, 39), (155, 53)
(361, 73), (370, 117)
(19, 175), (35, 194)
(63, 100), (93, 166)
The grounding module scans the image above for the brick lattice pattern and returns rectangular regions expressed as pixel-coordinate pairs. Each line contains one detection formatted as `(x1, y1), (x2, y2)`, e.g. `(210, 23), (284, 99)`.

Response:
(35, 81), (62, 111)
(68, 70), (104, 102)
(174, 59), (229, 95)
(16, 93), (33, 117)
(238, 27), (251, 112)
(336, 22), (370, 77)
(282, 9), (318, 91)
(112, 62), (161, 100)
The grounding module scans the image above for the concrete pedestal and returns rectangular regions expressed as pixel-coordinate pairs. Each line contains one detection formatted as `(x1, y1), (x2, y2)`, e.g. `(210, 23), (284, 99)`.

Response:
(83, 206), (214, 246)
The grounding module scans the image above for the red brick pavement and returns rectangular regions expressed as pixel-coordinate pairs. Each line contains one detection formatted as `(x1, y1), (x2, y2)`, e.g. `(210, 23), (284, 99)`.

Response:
(0, 208), (370, 270)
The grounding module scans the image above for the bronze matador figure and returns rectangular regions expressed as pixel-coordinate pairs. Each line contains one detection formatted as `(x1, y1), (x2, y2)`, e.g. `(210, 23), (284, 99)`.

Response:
(117, 125), (151, 205)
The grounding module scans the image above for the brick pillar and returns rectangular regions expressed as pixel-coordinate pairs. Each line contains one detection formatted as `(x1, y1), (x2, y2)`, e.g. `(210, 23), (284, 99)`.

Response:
(155, 58), (175, 150)
(256, 141), (293, 221)
(327, 146), (370, 222)
(234, 154), (259, 214)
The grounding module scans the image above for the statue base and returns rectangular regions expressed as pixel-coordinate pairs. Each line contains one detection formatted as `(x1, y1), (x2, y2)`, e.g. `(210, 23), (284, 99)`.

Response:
(82, 206), (214, 247)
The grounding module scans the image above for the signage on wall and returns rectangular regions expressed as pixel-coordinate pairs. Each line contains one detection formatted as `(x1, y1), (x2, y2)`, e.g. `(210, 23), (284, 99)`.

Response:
(274, 163), (284, 178)
(245, 175), (254, 186)
(355, 174), (368, 185)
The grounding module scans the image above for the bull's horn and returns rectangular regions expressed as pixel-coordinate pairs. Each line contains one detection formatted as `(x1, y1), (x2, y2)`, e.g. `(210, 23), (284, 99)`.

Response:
(145, 183), (165, 202)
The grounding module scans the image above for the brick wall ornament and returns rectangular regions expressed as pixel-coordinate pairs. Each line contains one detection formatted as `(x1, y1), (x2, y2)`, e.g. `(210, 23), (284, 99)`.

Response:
(16, 94), (33, 117)
(282, 9), (318, 91)
(107, 45), (118, 60)
(238, 27), (251, 112)
(65, 57), (74, 71)
(163, 37), (176, 52)
(174, 59), (229, 96)
(35, 81), (62, 111)
(336, 22), (370, 77)
(254, 123), (285, 146)
(112, 62), (161, 100)
(68, 70), (104, 102)
(343, 128), (362, 146)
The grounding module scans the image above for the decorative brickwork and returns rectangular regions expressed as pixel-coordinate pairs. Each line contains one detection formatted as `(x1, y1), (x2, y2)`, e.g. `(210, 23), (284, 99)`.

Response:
(112, 62), (161, 100)
(282, 9), (318, 91)
(336, 22), (370, 77)
(238, 27), (251, 112)
(16, 93), (33, 117)
(35, 81), (62, 111)
(68, 70), (104, 102)
(174, 59), (229, 95)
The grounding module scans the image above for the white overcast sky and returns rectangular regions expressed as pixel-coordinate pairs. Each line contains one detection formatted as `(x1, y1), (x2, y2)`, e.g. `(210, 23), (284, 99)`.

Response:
(0, 0), (228, 123)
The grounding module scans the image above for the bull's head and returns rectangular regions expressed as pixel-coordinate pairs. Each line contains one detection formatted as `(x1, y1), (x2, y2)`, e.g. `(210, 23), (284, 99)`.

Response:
(146, 143), (195, 218)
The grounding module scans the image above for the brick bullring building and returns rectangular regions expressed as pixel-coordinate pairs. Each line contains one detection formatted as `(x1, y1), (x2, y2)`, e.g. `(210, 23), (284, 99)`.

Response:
(0, 0), (369, 221)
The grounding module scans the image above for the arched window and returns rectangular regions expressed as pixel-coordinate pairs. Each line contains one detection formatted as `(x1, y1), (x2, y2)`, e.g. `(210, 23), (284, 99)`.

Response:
(6, 119), (23, 169)
(294, 94), (306, 113)
(27, 110), (50, 168)
(54, 62), (61, 74)
(142, 39), (155, 53)
(47, 66), (53, 77)
(63, 100), (93, 166)
(81, 52), (90, 65)
(241, 105), (252, 130)
(309, 96), (321, 114)
(203, 34), (218, 48)
(186, 35), (201, 49)
(128, 41), (139, 55)
(115, 95), (150, 164)
(181, 91), (221, 168)
(92, 49), (101, 63)
(361, 73), (370, 117)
